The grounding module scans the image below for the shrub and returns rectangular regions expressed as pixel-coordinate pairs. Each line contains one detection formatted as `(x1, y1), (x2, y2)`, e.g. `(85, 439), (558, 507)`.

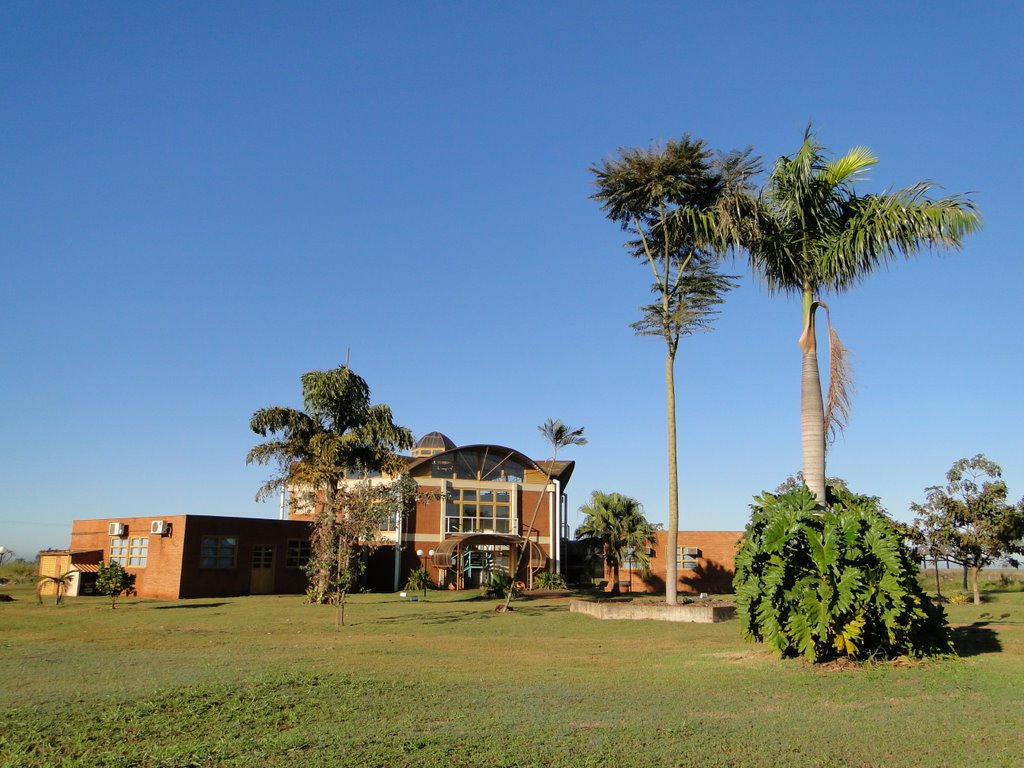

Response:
(480, 571), (520, 600)
(734, 485), (952, 662)
(404, 567), (430, 594)
(947, 592), (970, 605)
(533, 571), (567, 590)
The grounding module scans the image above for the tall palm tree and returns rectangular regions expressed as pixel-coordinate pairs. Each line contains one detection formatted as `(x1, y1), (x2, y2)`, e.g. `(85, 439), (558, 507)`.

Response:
(247, 365), (413, 603)
(745, 128), (980, 505)
(591, 136), (757, 604)
(576, 491), (656, 595)
(499, 418), (586, 612)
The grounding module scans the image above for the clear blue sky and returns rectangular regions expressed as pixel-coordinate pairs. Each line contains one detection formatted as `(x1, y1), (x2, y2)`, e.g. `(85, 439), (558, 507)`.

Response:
(3, 2), (1022, 557)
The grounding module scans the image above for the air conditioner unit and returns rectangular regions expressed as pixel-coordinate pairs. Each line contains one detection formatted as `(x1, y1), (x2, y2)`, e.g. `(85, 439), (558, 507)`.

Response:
(108, 522), (127, 537)
(150, 520), (170, 536)
(681, 546), (701, 556)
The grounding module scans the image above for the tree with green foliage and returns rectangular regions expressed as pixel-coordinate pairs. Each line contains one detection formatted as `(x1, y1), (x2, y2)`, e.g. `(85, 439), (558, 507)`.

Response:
(591, 136), (757, 604)
(910, 454), (1024, 605)
(95, 561), (136, 609)
(774, 472), (850, 497)
(741, 128), (980, 507)
(248, 365), (414, 607)
(498, 418), (585, 611)
(576, 491), (657, 595)
(734, 484), (951, 662)
(301, 475), (419, 625)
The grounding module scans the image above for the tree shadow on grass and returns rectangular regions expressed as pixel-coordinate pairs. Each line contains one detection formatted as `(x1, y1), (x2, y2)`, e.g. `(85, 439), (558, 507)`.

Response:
(372, 610), (495, 626)
(151, 602), (228, 610)
(371, 602), (566, 626)
(508, 604), (568, 616)
(950, 623), (1002, 657)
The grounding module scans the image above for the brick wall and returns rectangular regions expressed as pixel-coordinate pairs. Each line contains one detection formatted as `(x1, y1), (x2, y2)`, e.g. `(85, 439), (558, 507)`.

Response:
(68, 516), (313, 599)
(607, 530), (743, 595)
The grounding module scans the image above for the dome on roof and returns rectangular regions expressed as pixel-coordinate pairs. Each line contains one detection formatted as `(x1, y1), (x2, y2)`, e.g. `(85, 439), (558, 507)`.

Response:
(411, 431), (456, 458)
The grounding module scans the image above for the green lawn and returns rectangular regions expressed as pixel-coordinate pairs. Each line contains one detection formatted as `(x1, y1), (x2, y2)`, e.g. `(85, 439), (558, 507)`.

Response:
(2, 583), (1022, 768)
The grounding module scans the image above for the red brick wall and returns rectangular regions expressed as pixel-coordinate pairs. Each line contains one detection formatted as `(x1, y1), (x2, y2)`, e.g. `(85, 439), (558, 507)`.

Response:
(71, 516), (188, 599)
(605, 530), (742, 595)
(69, 516), (312, 599)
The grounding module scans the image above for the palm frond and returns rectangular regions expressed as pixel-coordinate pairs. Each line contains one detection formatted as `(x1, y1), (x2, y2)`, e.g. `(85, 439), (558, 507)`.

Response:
(821, 306), (853, 449)
(538, 418), (587, 453)
(823, 146), (877, 188)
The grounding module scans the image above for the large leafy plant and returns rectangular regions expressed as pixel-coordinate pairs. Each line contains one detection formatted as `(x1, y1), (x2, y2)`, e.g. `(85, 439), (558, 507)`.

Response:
(734, 485), (951, 662)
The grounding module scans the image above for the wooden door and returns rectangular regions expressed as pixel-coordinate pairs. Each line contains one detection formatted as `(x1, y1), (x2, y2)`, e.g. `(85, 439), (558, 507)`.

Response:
(250, 545), (275, 594)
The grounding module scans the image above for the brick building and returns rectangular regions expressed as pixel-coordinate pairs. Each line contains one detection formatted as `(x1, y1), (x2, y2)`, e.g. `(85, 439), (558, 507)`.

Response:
(48, 432), (739, 599)
(293, 432), (577, 592)
(49, 515), (312, 599)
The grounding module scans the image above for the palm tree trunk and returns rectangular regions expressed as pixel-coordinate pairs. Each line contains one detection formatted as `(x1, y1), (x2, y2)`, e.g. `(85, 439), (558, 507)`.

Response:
(500, 444), (562, 612)
(665, 348), (679, 605)
(798, 293), (827, 506)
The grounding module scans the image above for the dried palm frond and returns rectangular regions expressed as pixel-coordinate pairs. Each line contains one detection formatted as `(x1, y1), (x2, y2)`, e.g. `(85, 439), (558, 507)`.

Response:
(819, 302), (854, 449)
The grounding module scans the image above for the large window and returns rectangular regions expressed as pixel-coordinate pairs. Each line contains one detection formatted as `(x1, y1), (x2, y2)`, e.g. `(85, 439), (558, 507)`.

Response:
(445, 488), (512, 533)
(286, 539), (311, 568)
(110, 537), (148, 567)
(200, 536), (237, 568)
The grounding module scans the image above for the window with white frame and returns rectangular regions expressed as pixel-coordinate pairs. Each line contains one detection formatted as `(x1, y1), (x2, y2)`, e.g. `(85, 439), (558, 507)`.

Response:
(676, 546), (699, 570)
(110, 537), (149, 567)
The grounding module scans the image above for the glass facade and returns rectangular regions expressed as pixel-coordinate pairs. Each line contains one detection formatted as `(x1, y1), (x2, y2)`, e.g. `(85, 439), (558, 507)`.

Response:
(431, 448), (525, 482)
(445, 488), (513, 533)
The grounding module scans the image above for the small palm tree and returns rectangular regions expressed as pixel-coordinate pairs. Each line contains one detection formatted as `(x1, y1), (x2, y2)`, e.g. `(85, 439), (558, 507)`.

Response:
(36, 572), (74, 606)
(576, 491), (656, 595)
(498, 418), (586, 612)
(744, 128), (980, 505)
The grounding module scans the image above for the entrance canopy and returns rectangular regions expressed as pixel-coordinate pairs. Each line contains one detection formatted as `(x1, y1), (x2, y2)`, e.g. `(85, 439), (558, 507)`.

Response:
(430, 533), (546, 570)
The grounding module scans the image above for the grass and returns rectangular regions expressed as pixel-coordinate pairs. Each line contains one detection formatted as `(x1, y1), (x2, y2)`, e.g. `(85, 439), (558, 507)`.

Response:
(2, 582), (1023, 767)
(918, 565), (1024, 601)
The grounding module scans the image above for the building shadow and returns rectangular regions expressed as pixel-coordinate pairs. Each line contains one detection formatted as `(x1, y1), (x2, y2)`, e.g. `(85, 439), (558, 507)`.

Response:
(151, 602), (228, 610)
(949, 623), (1003, 657)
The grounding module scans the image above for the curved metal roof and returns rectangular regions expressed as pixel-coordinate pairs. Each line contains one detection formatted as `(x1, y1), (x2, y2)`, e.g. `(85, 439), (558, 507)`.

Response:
(406, 443), (539, 473)
(430, 533), (547, 570)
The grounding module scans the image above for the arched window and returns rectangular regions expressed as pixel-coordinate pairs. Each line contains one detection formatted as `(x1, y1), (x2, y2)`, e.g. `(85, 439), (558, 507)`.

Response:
(431, 447), (525, 482)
